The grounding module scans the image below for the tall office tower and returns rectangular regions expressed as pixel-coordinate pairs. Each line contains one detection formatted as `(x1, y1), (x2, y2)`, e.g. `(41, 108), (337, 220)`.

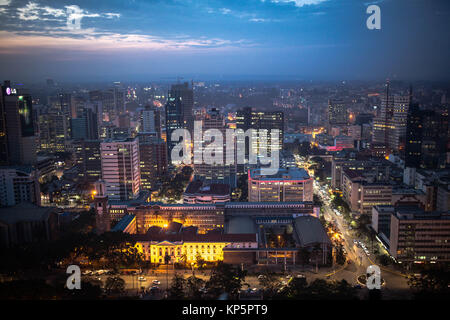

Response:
(165, 82), (194, 162)
(71, 108), (99, 140)
(90, 90), (115, 122)
(328, 99), (348, 125)
(138, 134), (168, 191)
(37, 105), (70, 153)
(113, 86), (125, 116)
(0, 85), (9, 165)
(194, 108), (237, 188)
(404, 103), (423, 168)
(100, 138), (141, 201)
(0, 167), (41, 206)
(140, 105), (161, 136)
(236, 107), (284, 174)
(73, 140), (102, 183)
(372, 82), (409, 154)
(405, 106), (448, 170)
(2, 81), (37, 165)
(70, 95), (86, 118)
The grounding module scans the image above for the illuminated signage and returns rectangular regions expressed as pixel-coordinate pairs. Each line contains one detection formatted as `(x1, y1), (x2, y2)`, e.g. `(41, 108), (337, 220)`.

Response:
(4, 87), (17, 95)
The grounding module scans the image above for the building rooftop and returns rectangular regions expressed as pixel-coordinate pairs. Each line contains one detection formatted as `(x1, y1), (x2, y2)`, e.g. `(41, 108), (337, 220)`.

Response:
(184, 180), (230, 196)
(249, 167), (310, 181)
(0, 203), (56, 224)
(111, 214), (135, 232)
(225, 216), (257, 234)
(133, 232), (257, 243)
(294, 216), (331, 247)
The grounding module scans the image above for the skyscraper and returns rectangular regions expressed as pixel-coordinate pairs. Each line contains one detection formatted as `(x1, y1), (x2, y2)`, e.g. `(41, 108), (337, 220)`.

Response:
(327, 99), (347, 125)
(1, 81), (36, 165)
(372, 83), (409, 154)
(0, 85), (9, 165)
(100, 138), (141, 201)
(138, 134), (168, 192)
(165, 82), (194, 163)
(194, 108), (237, 188)
(236, 107), (284, 174)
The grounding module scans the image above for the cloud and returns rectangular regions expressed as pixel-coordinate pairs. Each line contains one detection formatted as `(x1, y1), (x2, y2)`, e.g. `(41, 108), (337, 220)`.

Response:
(0, 29), (252, 54)
(264, 0), (328, 7)
(0, 0), (11, 6)
(16, 1), (120, 23)
(208, 7), (276, 23)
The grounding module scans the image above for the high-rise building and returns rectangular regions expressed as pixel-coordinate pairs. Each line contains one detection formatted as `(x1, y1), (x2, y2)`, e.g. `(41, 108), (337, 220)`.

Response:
(137, 134), (167, 192)
(0, 166), (41, 207)
(327, 99), (347, 125)
(37, 106), (70, 153)
(389, 207), (450, 263)
(405, 106), (448, 170)
(165, 82), (194, 162)
(140, 105), (161, 136)
(236, 107), (284, 174)
(248, 167), (313, 202)
(71, 108), (98, 140)
(0, 85), (9, 165)
(1, 81), (36, 165)
(194, 108), (237, 188)
(73, 140), (102, 183)
(372, 83), (409, 153)
(100, 138), (141, 201)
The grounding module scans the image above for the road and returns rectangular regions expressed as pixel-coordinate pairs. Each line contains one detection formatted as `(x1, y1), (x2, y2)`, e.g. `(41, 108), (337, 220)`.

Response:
(313, 181), (411, 297)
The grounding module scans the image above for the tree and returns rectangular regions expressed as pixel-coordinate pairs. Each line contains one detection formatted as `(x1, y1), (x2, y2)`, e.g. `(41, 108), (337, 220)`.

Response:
(258, 271), (282, 299)
(104, 276), (125, 295)
(168, 274), (186, 299)
(195, 253), (205, 269)
(335, 244), (346, 265)
(186, 275), (205, 299)
(408, 269), (450, 299)
(206, 262), (246, 299)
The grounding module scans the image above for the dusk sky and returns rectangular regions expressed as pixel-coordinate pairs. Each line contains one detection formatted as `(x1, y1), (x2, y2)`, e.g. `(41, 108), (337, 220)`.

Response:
(0, 0), (449, 82)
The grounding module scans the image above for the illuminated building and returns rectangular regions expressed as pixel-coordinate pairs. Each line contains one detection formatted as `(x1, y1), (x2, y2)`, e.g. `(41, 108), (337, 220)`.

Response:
(100, 138), (141, 201)
(248, 167), (313, 202)
(183, 181), (230, 204)
(95, 200), (316, 234)
(140, 105), (161, 137)
(341, 169), (392, 215)
(236, 107), (284, 174)
(137, 134), (167, 192)
(0, 85), (8, 165)
(193, 108), (237, 188)
(73, 140), (102, 183)
(389, 207), (450, 263)
(331, 158), (391, 190)
(165, 82), (194, 163)
(134, 230), (257, 264)
(327, 99), (347, 125)
(1, 81), (36, 165)
(372, 84), (409, 154)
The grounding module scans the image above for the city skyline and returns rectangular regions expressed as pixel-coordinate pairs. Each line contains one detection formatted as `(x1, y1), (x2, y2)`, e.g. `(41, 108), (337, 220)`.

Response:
(0, 0), (449, 82)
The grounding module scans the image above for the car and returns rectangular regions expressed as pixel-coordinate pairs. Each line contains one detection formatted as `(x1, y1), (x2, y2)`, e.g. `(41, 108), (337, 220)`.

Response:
(152, 280), (161, 285)
(286, 275), (292, 279)
(296, 274), (306, 278)
(138, 276), (147, 281)
(257, 274), (265, 280)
